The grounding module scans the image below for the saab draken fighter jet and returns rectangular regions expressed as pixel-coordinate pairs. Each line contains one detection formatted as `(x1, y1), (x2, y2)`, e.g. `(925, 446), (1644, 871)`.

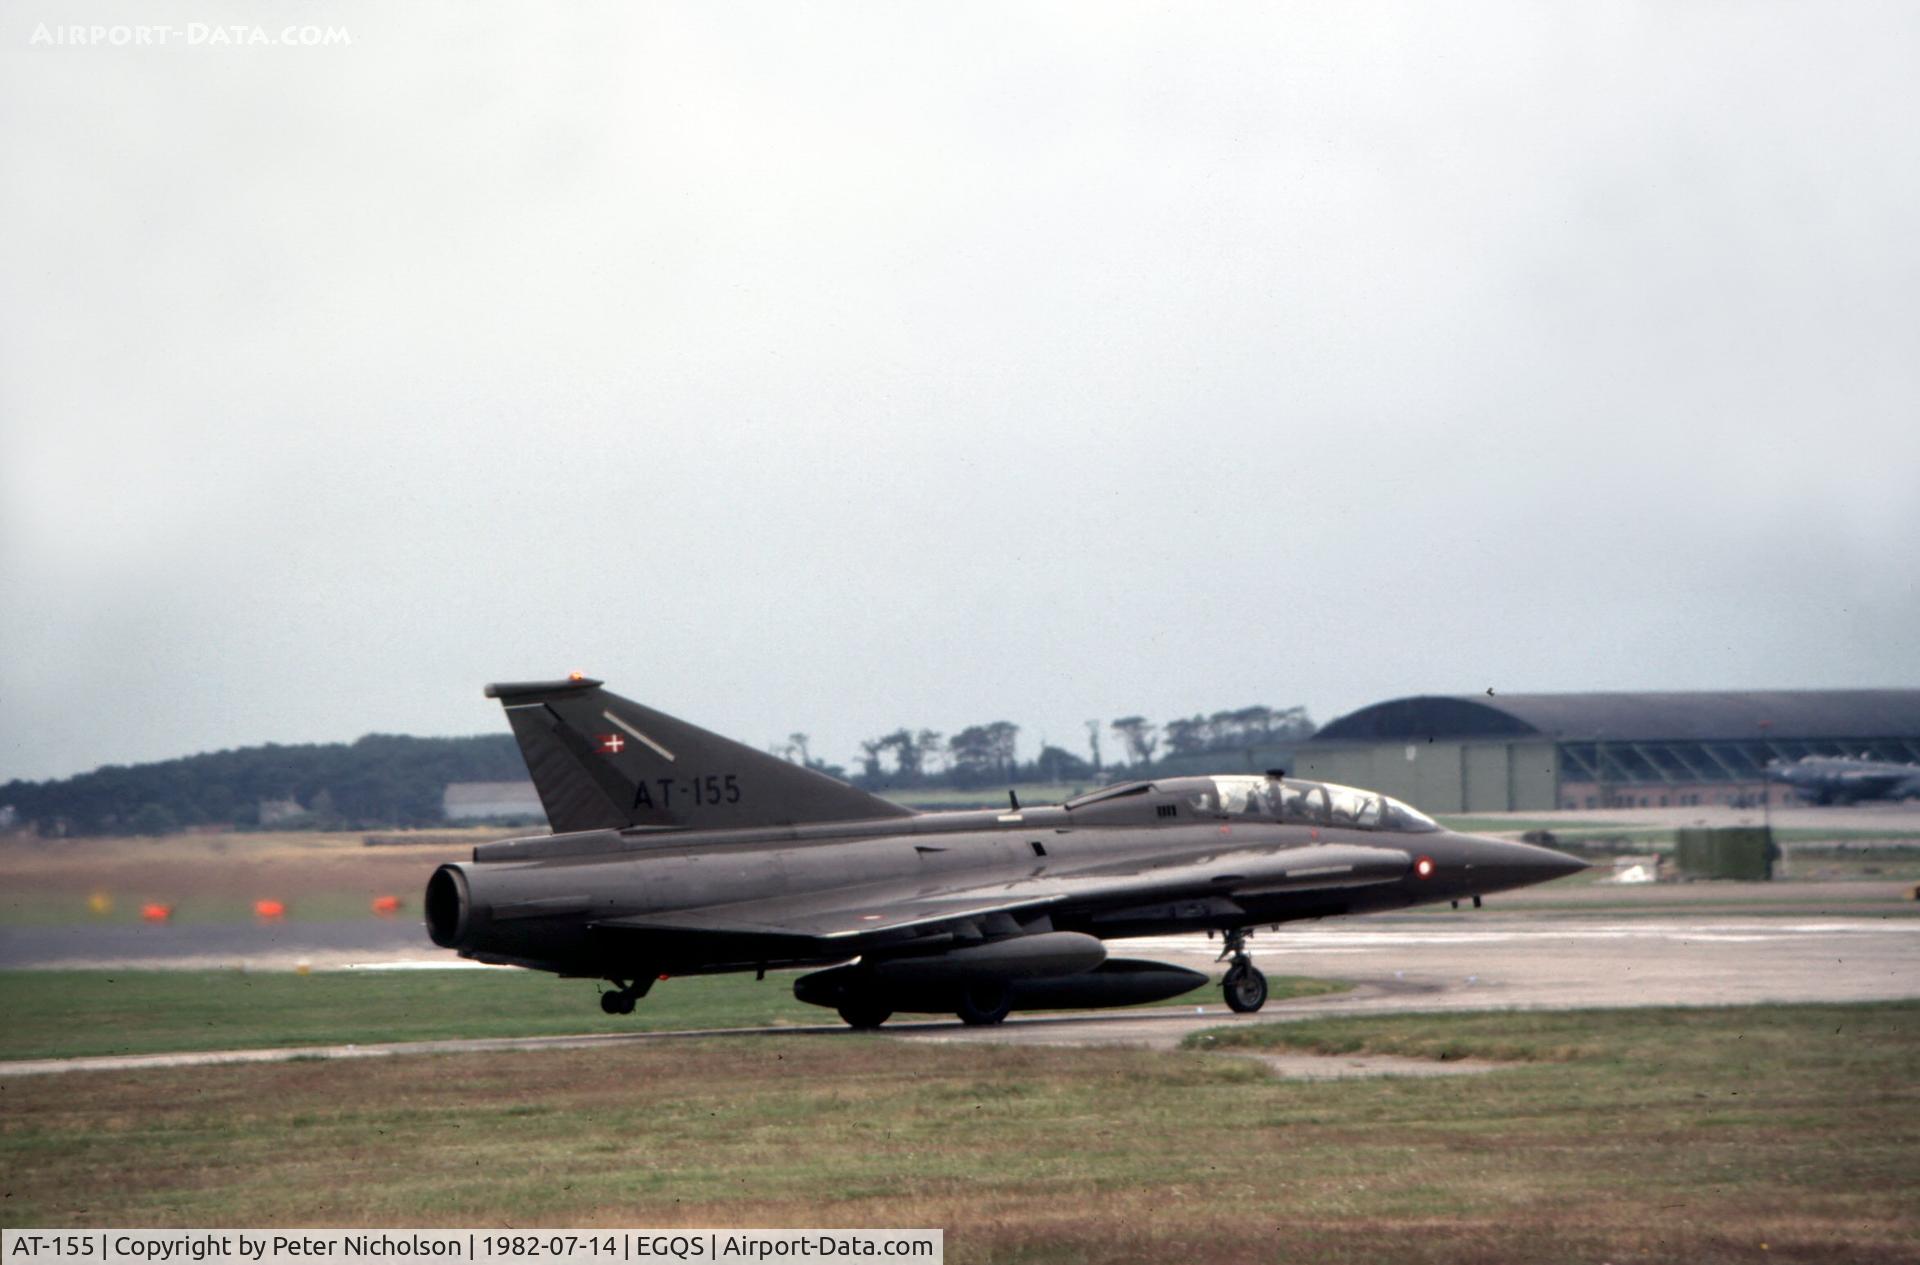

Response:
(426, 676), (1587, 1027)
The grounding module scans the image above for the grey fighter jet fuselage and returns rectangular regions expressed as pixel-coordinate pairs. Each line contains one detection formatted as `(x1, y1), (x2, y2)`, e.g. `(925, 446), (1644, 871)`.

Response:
(426, 677), (1587, 1027)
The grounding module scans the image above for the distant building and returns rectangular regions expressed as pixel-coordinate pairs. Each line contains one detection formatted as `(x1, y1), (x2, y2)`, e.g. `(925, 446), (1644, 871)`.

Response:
(1295, 690), (1920, 812)
(257, 797), (305, 825)
(443, 780), (544, 821)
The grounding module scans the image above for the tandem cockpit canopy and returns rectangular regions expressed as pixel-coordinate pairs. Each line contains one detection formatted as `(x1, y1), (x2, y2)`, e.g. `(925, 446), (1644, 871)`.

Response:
(1180, 774), (1440, 833)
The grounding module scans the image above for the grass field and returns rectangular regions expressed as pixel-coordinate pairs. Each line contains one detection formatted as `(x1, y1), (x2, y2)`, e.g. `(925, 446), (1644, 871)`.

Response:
(0, 969), (1348, 1062)
(2, 1002), (1914, 1262)
(1781, 848), (1920, 882)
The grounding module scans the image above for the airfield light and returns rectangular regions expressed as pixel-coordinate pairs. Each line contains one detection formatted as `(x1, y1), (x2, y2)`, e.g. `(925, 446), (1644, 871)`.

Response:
(1414, 855), (1436, 880)
(371, 895), (402, 916)
(254, 898), (287, 920)
(141, 902), (172, 922)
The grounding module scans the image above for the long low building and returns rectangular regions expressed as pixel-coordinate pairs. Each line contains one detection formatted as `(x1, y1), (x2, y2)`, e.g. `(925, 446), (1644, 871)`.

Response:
(1291, 690), (1920, 812)
(443, 780), (543, 821)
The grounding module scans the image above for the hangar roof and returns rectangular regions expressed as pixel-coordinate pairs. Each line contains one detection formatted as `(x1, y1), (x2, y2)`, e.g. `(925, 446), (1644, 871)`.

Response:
(1310, 691), (1920, 744)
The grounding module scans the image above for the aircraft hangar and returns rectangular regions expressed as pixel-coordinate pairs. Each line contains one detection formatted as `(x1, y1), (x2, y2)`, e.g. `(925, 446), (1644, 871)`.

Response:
(1291, 690), (1920, 812)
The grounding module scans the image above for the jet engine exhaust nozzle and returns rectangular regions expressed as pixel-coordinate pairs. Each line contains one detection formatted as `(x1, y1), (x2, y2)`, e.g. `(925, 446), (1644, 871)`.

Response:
(425, 864), (471, 949)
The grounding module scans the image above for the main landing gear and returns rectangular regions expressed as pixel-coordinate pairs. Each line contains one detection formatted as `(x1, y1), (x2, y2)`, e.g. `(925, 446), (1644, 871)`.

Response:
(1218, 928), (1268, 1014)
(955, 981), (1013, 1027)
(837, 1000), (893, 1030)
(832, 980), (1013, 1029)
(598, 977), (654, 1015)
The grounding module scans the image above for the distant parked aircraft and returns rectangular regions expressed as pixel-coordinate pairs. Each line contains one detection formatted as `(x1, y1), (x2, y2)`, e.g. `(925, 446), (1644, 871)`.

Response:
(1766, 754), (1920, 805)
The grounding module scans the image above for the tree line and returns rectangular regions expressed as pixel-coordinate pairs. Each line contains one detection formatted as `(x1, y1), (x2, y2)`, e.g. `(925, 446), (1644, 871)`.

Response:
(782, 704), (1316, 791)
(1, 734), (526, 836)
(0, 702), (1315, 837)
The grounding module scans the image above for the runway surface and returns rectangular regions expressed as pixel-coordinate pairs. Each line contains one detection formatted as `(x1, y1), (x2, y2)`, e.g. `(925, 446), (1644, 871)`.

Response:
(0, 918), (432, 970)
(5, 896), (1914, 1077)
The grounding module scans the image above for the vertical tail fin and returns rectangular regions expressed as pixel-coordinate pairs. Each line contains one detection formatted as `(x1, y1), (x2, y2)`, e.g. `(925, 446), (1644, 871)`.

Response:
(484, 677), (912, 834)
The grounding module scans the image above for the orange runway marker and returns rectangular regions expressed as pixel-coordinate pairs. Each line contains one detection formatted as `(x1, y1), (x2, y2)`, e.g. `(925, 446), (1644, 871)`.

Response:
(371, 895), (402, 916)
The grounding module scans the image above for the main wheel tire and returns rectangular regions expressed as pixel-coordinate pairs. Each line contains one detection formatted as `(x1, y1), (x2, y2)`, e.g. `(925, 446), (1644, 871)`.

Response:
(600, 990), (635, 1016)
(956, 982), (1013, 1026)
(837, 1002), (893, 1030)
(1223, 964), (1268, 1014)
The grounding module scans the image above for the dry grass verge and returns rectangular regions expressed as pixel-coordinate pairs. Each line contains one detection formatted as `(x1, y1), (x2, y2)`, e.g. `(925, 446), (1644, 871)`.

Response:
(3, 1002), (1915, 1263)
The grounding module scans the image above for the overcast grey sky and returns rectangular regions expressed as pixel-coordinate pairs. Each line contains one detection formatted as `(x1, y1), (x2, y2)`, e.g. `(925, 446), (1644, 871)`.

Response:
(3, 2), (1917, 783)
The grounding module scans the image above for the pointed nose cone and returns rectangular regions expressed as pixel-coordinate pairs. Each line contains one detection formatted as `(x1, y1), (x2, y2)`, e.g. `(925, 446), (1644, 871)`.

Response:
(1433, 833), (1588, 897)
(1494, 838), (1589, 889)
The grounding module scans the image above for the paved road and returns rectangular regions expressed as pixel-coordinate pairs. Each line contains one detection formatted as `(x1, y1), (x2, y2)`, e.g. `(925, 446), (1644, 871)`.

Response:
(0, 918), (434, 970)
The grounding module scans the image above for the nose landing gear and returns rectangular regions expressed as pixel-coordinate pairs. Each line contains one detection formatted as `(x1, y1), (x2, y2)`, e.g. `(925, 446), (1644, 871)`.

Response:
(1218, 928), (1268, 1013)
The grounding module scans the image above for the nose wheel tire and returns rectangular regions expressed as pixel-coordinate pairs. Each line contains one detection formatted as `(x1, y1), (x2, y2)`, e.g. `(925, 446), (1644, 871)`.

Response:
(956, 982), (1013, 1026)
(1223, 962), (1268, 1013)
(837, 1002), (893, 1030)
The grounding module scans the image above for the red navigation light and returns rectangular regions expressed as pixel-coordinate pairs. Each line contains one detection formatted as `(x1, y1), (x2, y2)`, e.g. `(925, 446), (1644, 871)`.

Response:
(1414, 855), (1437, 880)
